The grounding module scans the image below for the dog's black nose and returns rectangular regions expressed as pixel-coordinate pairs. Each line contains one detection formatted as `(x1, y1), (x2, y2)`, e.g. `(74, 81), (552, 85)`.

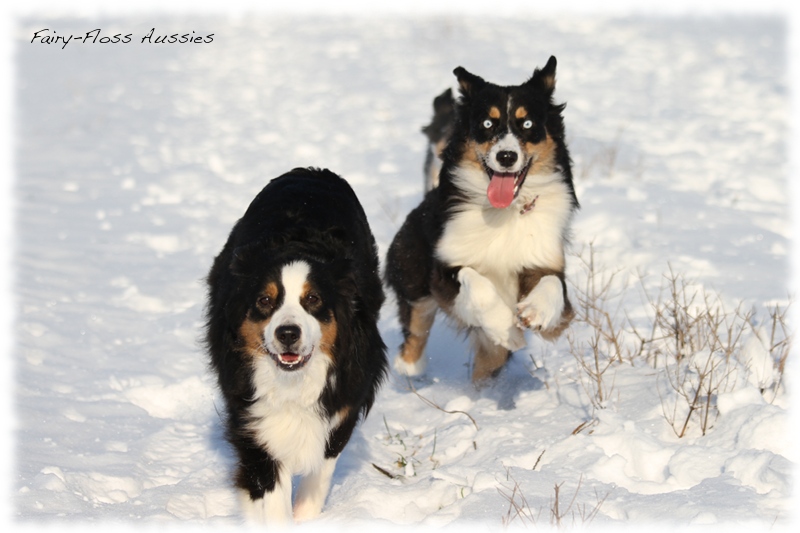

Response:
(496, 150), (518, 168)
(275, 325), (301, 346)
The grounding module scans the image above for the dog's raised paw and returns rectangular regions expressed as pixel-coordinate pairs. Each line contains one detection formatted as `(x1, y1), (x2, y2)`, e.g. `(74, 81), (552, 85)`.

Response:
(456, 267), (525, 350)
(488, 323), (526, 351)
(516, 275), (564, 333)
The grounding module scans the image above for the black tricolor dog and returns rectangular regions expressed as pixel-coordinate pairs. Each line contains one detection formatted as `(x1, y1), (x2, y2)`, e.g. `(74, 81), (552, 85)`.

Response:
(422, 88), (456, 192)
(205, 168), (387, 523)
(386, 57), (579, 383)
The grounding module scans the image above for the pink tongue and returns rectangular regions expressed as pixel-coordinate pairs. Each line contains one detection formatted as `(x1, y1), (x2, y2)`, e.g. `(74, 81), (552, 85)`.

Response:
(487, 174), (516, 208)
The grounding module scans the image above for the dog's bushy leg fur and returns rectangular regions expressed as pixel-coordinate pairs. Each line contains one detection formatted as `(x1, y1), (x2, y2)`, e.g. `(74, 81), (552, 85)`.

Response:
(385, 199), (440, 376)
(470, 329), (513, 383)
(394, 297), (437, 376)
(453, 267), (525, 351)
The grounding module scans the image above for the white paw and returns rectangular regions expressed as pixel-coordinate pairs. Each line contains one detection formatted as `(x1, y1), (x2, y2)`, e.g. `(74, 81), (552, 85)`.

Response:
(392, 353), (427, 376)
(478, 304), (526, 351)
(487, 321), (526, 352)
(454, 267), (505, 328)
(238, 487), (292, 525)
(293, 496), (322, 523)
(292, 502), (318, 523)
(516, 275), (564, 332)
(455, 268), (526, 351)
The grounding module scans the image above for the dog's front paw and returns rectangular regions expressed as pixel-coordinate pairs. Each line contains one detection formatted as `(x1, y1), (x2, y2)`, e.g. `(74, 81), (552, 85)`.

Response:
(485, 322), (526, 352)
(456, 267), (499, 320)
(292, 499), (320, 523)
(293, 457), (338, 523)
(238, 488), (292, 525)
(516, 275), (565, 333)
(456, 268), (525, 351)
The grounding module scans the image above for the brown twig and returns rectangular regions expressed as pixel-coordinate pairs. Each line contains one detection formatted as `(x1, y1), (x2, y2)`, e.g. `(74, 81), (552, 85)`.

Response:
(405, 377), (479, 430)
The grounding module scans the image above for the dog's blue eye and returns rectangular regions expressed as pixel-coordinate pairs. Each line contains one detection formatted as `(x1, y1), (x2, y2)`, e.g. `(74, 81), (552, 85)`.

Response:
(523, 119), (533, 129)
(483, 119), (493, 129)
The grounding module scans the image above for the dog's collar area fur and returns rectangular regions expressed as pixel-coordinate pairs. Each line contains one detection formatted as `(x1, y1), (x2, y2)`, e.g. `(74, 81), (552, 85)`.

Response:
(519, 195), (539, 215)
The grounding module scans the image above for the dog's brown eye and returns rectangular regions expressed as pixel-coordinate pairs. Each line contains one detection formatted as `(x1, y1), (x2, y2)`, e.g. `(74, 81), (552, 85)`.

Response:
(305, 293), (321, 306)
(257, 296), (273, 308)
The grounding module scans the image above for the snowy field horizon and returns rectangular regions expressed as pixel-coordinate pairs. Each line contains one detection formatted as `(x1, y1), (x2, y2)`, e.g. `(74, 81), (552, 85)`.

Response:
(8, 10), (798, 531)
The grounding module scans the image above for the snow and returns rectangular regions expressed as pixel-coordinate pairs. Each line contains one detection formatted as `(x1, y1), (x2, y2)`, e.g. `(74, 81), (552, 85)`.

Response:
(8, 9), (796, 532)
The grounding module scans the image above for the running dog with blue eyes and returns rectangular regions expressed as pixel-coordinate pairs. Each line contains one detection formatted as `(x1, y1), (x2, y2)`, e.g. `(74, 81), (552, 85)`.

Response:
(205, 168), (387, 523)
(385, 57), (579, 383)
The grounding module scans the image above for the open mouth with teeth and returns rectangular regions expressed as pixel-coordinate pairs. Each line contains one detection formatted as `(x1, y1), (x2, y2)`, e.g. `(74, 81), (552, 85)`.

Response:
(267, 350), (313, 371)
(484, 158), (532, 209)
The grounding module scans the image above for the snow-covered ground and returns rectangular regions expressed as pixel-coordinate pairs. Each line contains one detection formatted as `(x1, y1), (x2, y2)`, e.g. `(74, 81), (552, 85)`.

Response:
(10, 12), (794, 530)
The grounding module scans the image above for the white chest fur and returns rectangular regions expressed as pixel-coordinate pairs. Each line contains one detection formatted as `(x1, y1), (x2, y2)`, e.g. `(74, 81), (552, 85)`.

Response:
(437, 168), (573, 304)
(246, 352), (334, 476)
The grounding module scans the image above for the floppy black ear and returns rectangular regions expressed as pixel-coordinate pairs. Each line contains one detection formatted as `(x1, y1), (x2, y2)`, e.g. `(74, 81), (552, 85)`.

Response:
(229, 242), (266, 278)
(528, 56), (557, 93)
(453, 67), (486, 97)
(327, 256), (355, 286)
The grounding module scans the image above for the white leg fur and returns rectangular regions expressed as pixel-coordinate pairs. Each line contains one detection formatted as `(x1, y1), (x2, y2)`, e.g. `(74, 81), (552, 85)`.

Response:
(392, 353), (427, 376)
(238, 470), (293, 525)
(516, 275), (565, 332)
(453, 267), (525, 351)
(293, 457), (338, 522)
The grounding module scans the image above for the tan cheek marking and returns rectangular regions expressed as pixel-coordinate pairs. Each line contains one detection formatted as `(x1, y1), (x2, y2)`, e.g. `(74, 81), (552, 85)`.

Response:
(488, 107), (501, 119)
(319, 314), (338, 361)
(524, 134), (558, 174)
(515, 107), (528, 119)
(463, 140), (491, 169)
(239, 316), (271, 358)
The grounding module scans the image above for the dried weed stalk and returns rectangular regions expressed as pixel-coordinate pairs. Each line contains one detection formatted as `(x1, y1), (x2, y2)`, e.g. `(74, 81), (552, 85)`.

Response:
(550, 475), (608, 528)
(568, 248), (793, 438)
(498, 470), (539, 527)
(498, 469), (609, 528)
(567, 243), (635, 409)
(644, 267), (759, 437)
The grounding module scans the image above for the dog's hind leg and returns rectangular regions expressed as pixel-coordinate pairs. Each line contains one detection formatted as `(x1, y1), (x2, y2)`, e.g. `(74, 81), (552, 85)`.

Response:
(470, 329), (512, 384)
(393, 297), (437, 376)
